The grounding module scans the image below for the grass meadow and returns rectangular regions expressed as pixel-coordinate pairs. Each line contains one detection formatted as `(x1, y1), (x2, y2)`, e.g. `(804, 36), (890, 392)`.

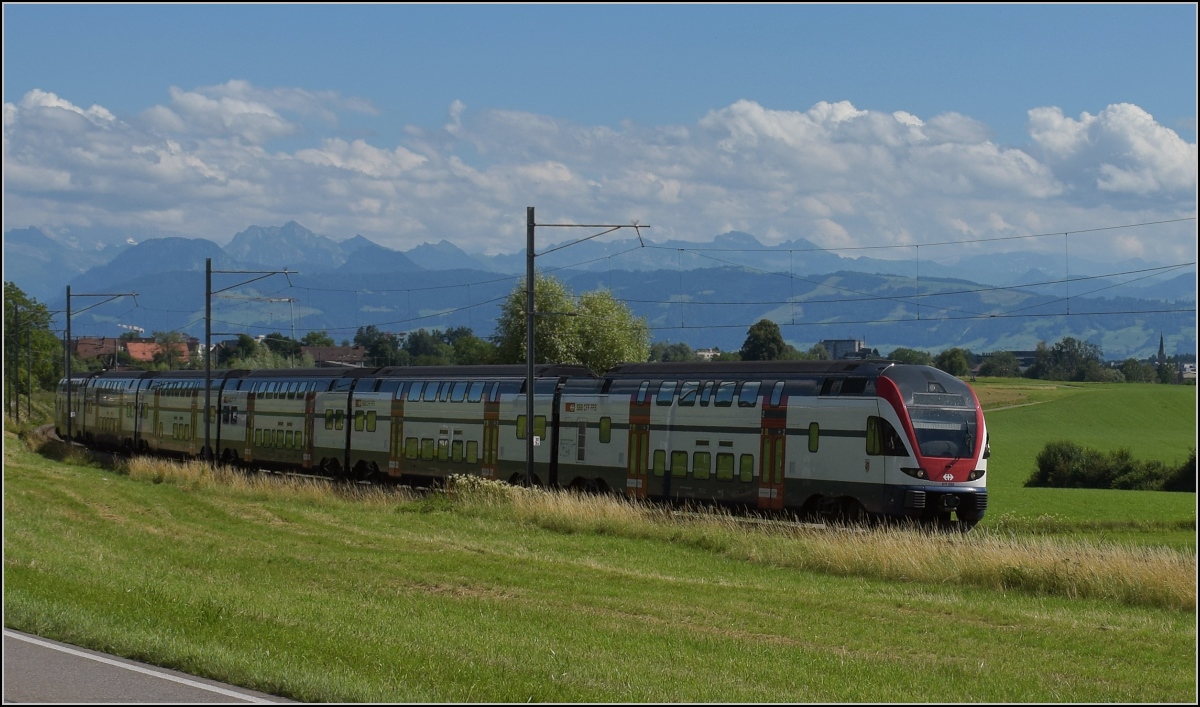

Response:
(3, 381), (1197, 702)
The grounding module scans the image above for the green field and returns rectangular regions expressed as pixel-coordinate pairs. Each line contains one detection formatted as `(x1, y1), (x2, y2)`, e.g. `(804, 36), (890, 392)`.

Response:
(972, 379), (1195, 548)
(3, 381), (1197, 702)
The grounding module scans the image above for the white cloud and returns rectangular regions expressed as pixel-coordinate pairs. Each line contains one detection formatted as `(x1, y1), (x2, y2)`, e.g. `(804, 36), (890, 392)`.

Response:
(2, 85), (1195, 264)
(1029, 103), (1197, 195)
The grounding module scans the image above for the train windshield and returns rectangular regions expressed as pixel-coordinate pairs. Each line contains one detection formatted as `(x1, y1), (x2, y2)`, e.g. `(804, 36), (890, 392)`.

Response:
(909, 407), (976, 459)
(881, 365), (979, 459)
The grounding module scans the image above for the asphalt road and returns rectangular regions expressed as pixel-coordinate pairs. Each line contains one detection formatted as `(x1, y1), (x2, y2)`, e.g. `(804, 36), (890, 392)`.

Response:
(3, 629), (292, 703)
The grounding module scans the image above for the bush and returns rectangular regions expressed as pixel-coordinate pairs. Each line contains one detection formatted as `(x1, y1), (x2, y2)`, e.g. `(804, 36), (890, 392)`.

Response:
(1027, 442), (1196, 492)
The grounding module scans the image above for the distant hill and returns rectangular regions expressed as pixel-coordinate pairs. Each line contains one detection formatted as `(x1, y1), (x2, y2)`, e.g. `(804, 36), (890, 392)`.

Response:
(6, 220), (1193, 360)
(224, 221), (348, 272)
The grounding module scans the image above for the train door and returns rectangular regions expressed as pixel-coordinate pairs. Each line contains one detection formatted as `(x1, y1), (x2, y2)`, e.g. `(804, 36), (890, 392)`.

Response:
(758, 380), (786, 511)
(482, 383), (500, 479)
(189, 387), (199, 456)
(387, 391), (404, 477)
(625, 381), (651, 499)
(244, 387), (256, 463)
(304, 387), (317, 470)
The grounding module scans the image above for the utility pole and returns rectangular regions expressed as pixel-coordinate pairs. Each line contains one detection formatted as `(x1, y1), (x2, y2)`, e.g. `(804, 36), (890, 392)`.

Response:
(523, 207), (647, 487)
(63, 287), (137, 442)
(205, 258), (296, 464)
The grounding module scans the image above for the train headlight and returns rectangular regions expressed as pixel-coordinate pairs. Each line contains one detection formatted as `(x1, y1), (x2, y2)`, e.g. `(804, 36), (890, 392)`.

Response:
(967, 468), (986, 481)
(901, 467), (927, 480)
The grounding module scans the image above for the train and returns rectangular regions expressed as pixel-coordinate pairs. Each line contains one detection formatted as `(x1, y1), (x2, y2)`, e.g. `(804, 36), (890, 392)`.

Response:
(55, 360), (990, 529)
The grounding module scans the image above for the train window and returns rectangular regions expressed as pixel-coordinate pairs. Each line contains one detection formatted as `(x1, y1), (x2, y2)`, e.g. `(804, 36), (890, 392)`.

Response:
(739, 454), (754, 482)
(296, 431), (303, 449)
(450, 381), (467, 402)
(867, 416), (905, 456)
(516, 415), (527, 439)
(325, 409), (335, 430)
(716, 453), (734, 480)
(656, 381), (677, 406)
(467, 381), (484, 403)
(599, 417), (611, 443)
(405, 437), (418, 460)
(808, 422), (819, 453)
(353, 410), (364, 431)
(671, 451), (688, 478)
(421, 438), (435, 460)
(209, 406), (217, 424)
(222, 406), (230, 424)
(652, 449), (666, 477)
(738, 381), (760, 407)
(773, 438), (784, 483)
(335, 410), (345, 430)
(636, 381), (650, 405)
(842, 377), (868, 396)
(440, 384), (453, 403)
(534, 415), (547, 441)
(693, 451), (711, 480)
(466, 440), (479, 464)
(678, 381), (699, 406)
(452, 440), (464, 462)
(286, 430), (294, 448)
(769, 381), (785, 407)
(407, 382), (425, 402)
(377, 380), (401, 396)
(699, 381), (713, 407)
(820, 378), (841, 396)
(437, 439), (449, 461)
(366, 411), (377, 432)
(255, 428), (263, 446)
(714, 381), (736, 407)
(424, 382), (442, 402)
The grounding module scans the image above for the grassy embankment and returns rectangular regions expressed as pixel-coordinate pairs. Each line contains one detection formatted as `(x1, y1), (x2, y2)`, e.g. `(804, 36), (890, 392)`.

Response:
(4, 381), (1196, 701)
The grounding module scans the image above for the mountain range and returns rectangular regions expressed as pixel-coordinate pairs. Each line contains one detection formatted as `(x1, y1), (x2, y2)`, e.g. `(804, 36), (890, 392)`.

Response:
(3, 221), (1195, 360)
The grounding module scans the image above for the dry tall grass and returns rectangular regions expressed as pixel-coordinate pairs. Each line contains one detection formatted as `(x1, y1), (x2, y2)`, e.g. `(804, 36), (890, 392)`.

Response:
(451, 476), (1197, 612)
(23, 440), (1196, 612)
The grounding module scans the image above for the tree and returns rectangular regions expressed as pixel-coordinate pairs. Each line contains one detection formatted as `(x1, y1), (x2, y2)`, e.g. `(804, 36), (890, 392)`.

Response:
(1157, 359), (1177, 384)
(493, 274), (581, 366)
(804, 343), (830, 360)
(354, 325), (406, 367)
(1025, 337), (1104, 381)
(262, 332), (302, 359)
(404, 328), (452, 366)
(221, 334), (260, 366)
(979, 351), (1021, 378)
(448, 329), (496, 365)
(576, 289), (650, 373)
(300, 330), (335, 347)
(4, 282), (61, 413)
(887, 347), (934, 366)
(740, 320), (786, 361)
(649, 341), (700, 362)
(151, 331), (188, 370)
(491, 274), (648, 373)
(1119, 358), (1156, 383)
(934, 347), (972, 377)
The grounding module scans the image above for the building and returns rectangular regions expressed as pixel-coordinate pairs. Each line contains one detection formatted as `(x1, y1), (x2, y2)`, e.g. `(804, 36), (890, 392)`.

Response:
(819, 338), (867, 360)
(70, 336), (198, 366)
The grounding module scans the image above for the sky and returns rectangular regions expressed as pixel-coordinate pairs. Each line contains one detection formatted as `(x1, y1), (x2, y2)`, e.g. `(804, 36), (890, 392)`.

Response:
(3, 3), (1197, 268)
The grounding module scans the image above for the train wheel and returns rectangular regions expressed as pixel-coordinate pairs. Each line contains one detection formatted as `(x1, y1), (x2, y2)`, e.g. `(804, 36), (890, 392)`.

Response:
(838, 498), (870, 527)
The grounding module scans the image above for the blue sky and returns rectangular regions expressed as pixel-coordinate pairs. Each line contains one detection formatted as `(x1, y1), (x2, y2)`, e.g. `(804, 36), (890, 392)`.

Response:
(3, 3), (1196, 266)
